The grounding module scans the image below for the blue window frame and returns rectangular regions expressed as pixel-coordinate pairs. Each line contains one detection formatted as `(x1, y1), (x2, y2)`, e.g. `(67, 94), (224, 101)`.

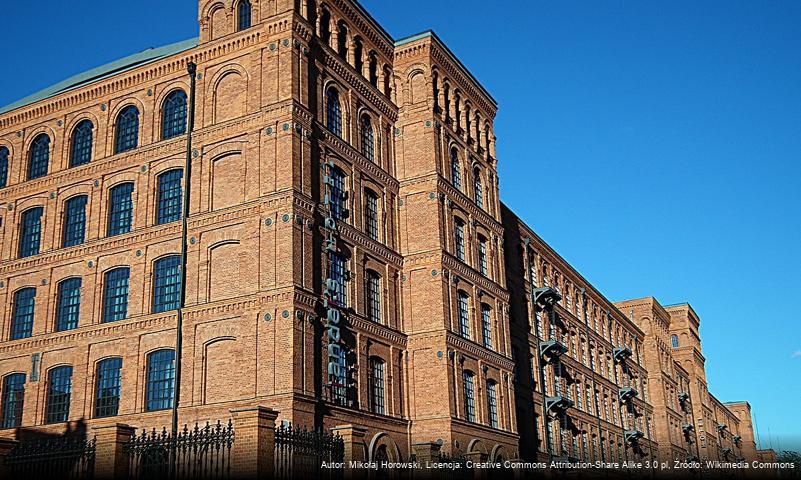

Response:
(19, 207), (43, 258)
(107, 183), (134, 236)
(360, 115), (375, 162)
(328, 252), (347, 307)
(364, 189), (379, 241)
(62, 195), (88, 247)
(487, 380), (499, 428)
(481, 304), (493, 349)
(474, 170), (484, 209)
(0, 146), (9, 188)
(152, 256), (181, 313)
(27, 134), (50, 180)
(326, 88), (342, 137)
(457, 291), (470, 339)
(328, 167), (346, 221)
(95, 358), (122, 418)
(70, 120), (94, 167)
(11, 288), (36, 340)
(114, 106), (140, 154)
(56, 278), (82, 332)
(365, 270), (381, 324)
(450, 148), (461, 190)
(45, 366), (73, 424)
(463, 370), (476, 422)
(1, 373), (25, 429)
(146, 350), (175, 411)
(103, 268), (130, 323)
(161, 90), (188, 140)
(237, 0), (252, 30)
(157, 169), (183, 225)
(454, 218), (466, 262)
(671, 335), (679, 348)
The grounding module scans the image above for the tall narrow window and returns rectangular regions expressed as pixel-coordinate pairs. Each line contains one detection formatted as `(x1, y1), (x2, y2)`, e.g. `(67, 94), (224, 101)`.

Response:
(157, 169), (183, 224)
(353, 38), (364, 74)
(463, 370), (476, 422)
(19, 207), (43, 258)
(368, 54), (378, 86)
(103, 267), (130, 323)
(319, 9), (331, 42)
(146, 350), (175, 411)
(328, 167), (347, 221)
(70, 120), (94, 167)
(56, 278), (82, 332)
(478, 235), (489, 276)
(481, 304), (493, 349)
(152, 256), (181, 313)
(457, 291), (470, 339)
(337, 22), (348, 59)
(369, 357), (386, 415)
(450, 148), (461, 189)
(95, 358), (122, 418)
(474, 169), (484, 209)
(454, 218), (466, 261)
(364, 189), (379, 241)
(45, 366), (73, 424)
(328, 252), (347, 307)
(162, 90), (188, 140)
(107, 183), (134, 236)
(62, 195), (88, 247)
(365, 270), (382, 324)
(0, 146), (8, 188)
(360, 115), (375, 162)
(11, 288), (36, 340)
(114, 106), (140, 154)
(1, 374), (25, 428)
(237, 0), (252, 31)
(671, 335), (679, 348)
(487, 380), (499, 428)
(27, 134), (50, 180)
(327, 88), (342, 137)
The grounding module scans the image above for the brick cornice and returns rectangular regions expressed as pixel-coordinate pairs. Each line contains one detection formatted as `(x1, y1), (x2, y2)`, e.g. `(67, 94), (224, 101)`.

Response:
(337, 222), (403, 267)
(320, 129), (399, 190)
(439, 178), (503, 234)
(442, 252), (509, 303)
(320, 48), (398, 121)
(446, 332), (514, 371)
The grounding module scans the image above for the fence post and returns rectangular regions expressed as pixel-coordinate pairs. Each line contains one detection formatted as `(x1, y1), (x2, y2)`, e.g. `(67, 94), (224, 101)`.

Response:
(0, 438), (19, 478)
(412, 442), (442, 478)
(92, 423), (136, 479)
(230, 406), (279, 479)
(331, 424), (367, 466)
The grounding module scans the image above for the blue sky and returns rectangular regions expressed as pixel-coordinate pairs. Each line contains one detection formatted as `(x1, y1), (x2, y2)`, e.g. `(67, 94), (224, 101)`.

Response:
(1, 0), (799, 452)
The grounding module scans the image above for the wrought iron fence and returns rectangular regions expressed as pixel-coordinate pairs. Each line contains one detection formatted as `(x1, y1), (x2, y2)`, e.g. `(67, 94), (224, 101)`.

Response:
(4, 435), (96, 479)
(274, 423), (345, 480)
(124, 420), (235, 479)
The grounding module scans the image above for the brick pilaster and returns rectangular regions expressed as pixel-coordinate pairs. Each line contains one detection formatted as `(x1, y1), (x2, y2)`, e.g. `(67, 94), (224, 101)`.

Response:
(229, 406), (278, 479)
(91, 423), (136, 480)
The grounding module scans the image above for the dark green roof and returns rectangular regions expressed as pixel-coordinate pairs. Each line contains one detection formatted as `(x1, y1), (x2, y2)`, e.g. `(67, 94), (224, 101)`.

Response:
(0, 37), (198, 116)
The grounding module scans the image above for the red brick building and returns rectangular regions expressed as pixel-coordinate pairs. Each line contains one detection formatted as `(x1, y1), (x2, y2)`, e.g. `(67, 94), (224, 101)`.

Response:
(0, 0), (772, 468)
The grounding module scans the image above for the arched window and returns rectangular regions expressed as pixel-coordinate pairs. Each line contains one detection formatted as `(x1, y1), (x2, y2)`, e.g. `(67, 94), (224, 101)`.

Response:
(368, 357), (385, 415)
(671, 335), (679, 348)
(477, 234), (489, 276)
(481, 304), (493, 350)
(364, 189), (379, 241)
(114, 105), (140, 154)
(62, 195), (88, 247)
(327, 251), (347, 307)
(156, 169), (184, 224)
(487, 380), (499, 428)
(237, 0), (252, 31)
(365, 269), (381, 323)
(146, 349), (175, 411)
(70, 120), (94, 167)
(450, 148), (461, 189)
(326, 88), (343, 138)
(0, 146), (8, 188)
(462, 370), (476, 422)
(337, 22), (348, 59)
(161, 90), (188, 140)
(55, 278), (82, 332)
(457, 290), (470, 339)
(474, 168), (484, 209)
(368, 54), (378, 87)
(103, 267), (130, 323)
(107, 182), (135, 236)
(383, 66), (392, 96)
(1, 373), (26, 428)
(353, 37), (364, 73)
(360, 115), (375, 162)
(454, 217), (466, 261)
(45, 366), (73, 424)
(95, 358), (122, 418)
(11, 288), (36, 340)
(28, 133), (50, 180)
(328, 166), (347, 221)
(152, 256), (181, 313)
(19, 207), (43, 258)
(319, 9), (331, 43)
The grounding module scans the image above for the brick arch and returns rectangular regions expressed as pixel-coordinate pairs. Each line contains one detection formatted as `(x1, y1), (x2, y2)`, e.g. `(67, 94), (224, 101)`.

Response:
(63, 112), (100, 169)
(210, 152), (246, 211)
(490, 444), (507, 461)
(367, 432), (402, 462)
(202, 336), (249, 404)
(467, 438), (488, 455)
(207, 239), (246, 302)
(209, 64), (249, 124)
(155, 82), (190, 140)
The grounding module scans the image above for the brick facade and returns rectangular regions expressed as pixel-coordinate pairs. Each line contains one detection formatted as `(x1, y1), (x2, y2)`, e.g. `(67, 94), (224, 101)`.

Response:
(0, 0), (772, 467)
